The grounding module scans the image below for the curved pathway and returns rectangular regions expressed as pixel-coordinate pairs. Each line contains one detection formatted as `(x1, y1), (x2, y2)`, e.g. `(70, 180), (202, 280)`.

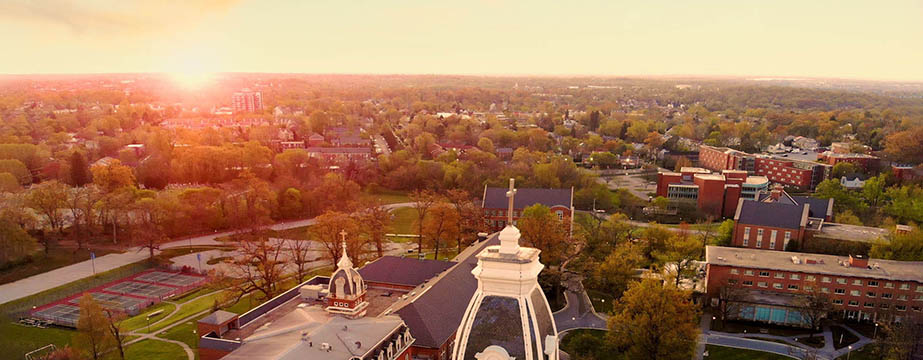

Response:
(553, 273), (608, 333)
(0, 203), (413, 305)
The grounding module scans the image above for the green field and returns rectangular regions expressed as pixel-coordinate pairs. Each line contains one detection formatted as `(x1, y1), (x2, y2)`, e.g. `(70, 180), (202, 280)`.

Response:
(360, 189), (411, 205)
(124, 338), (187, 360)
(159, 319), (202, 355)
(0, 247), (114, 285)
(121, 302), (177, 332)
(0, 320), (75, 359)
(387, 207), (419, 239)
(705, 345), (794, 360)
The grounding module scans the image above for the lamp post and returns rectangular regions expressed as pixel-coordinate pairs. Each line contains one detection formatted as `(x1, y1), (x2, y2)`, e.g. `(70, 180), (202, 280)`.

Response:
(847, 345), (853, 360)
(146, 315), (151, 333)
(873, 322), (879, 339)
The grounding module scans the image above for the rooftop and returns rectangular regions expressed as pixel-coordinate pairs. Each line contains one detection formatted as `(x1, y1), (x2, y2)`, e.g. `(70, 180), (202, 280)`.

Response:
(706, 246), (923, 283)
(482, 187), (572, 210)
(735, 200), (807, 230)
(199, 310), (238, 325)
(680, 167), (711, 174)
(358, 256), (455, 288)
(814, 222), (889, 243)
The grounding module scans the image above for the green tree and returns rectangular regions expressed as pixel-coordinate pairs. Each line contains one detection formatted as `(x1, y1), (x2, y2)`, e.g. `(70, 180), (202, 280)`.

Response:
(654, 226), (703, 287)
(835, 210), (863, 225)
(68, 151), (91, 186)
(27, 180), (69, 236)
(862, 173), (887, 207)
(278, 187), (303, 218)
(607, 278), (699, 360)
(711, 219), (735, 246)
(518, 204), (570, 266)
(0, 219), (39, 266)
(476, 137), (495, 154)
(870, 226), (923, 260)
(0, 159), (30, 185)
(831, 162), (860, 179)
(596, 242), (643, 301)
(815, 179), (864, 213)
(73, 294), (114, 360)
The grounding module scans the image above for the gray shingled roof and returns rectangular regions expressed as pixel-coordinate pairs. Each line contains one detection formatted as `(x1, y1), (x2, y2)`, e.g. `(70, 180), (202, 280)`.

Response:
(358, 256), (455, 288)
(394, 235), (499, 349)
(792, 196), (831, 219)
(198, 310), (237, 325)
(482, 187), (572, 209)
(736, 200), (804, 229)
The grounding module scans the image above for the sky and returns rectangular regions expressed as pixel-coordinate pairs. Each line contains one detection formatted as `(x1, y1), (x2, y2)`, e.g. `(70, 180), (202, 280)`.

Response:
(1, 0), (922, 81)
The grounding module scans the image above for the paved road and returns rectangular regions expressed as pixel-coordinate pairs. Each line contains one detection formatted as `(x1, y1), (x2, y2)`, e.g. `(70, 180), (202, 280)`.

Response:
(553, 273), (608, 333)
(0, 203), (414, 305)
(706, 333), (805, 359)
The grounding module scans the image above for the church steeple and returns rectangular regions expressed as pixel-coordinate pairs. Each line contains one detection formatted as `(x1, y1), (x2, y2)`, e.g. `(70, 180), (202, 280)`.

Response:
(325, 230), (369, 319)
(453, 179), (559, 360)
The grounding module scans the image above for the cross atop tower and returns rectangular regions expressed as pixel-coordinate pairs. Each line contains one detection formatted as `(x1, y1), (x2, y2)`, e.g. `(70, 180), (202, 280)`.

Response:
(337, 230), (353, 269)
(506, 178), (517, 225)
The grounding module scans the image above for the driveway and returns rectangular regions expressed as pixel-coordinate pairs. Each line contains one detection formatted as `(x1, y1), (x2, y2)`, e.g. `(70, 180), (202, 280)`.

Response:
(0, 203), (413, 305)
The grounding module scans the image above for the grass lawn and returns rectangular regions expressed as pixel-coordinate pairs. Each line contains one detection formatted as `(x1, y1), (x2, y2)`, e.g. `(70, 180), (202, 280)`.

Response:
(719, 320), (813, 337)
(159, 317), (204, 356)
(386, 207), (419, 238)
(559, 329), (617, 360)
(836, 343), (882, 360)
(0, 321), (75, 359)
(142, 291), (224, 334)
(361, 189), (411, 205)
(586, 289), (615, 315)
(795, 335), (825, 348)
(124, 338), (187, 360)
(121, 302), (177, 332)
(830, 325), (860, 350)
(0, 247), (114, 285)
(704, 345), (794, 360)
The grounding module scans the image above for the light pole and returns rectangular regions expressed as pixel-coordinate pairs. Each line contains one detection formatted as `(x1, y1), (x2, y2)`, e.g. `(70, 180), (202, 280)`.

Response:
(146, 315), (151, 333)
(847, 345), (853, 360)
(873, 322), (879, 339)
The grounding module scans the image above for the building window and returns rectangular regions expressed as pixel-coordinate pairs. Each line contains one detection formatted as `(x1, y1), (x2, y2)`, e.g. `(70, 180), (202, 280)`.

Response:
(882, 293), (893, 299)
(757, 228), (764, 241)
(769, 230), (777, 249)
(913, 306), (922, 312)
(790, 274), (800, 280)
(745, 270), (754, 276)
(788, 284), (799, 291)
(916, 286), (923, 293)
(885, 282), (894, 289)
(868, 292), (876, 298)
(743, 227), (750, 240)
(730, 269), (739, 275)
(774, 283), (783, 289)
(742, 237), (748, 247)
(900, 284), (910, 290)
(743, 280), (753, 286)
(881, 304), (890, 309)
(758, 282), (768, 288)
(756, 238), (762, 248)
(868, 281), (879, 287)
(821, 287), (830, 293)
(759, 271), (770, 277)
(806, 275), (816, 282)
(836, 278), (847, 285)
(897, 305), (907, 311)
(852, 280), (862, 286)
(805, 286), (813, 291)
(899, 295), (908, 301)
(833, 299), (844, 305)
(850, 290), (860, 296)
(822, 277), (831, 283)
(728, 279), (738, 284)
(835, 289), (846, 295)
(556, 210), (564, 220)
(848, 300), (859, 307)
(865, 302), (875, 308)
(774, 272), (784, 279)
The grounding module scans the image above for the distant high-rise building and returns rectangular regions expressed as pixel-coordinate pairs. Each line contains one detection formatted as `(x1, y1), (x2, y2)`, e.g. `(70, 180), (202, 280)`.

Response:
(232, 89), (263, 113)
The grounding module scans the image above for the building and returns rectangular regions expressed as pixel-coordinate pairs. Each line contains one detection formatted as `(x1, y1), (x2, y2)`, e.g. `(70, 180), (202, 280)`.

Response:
(481, 186), (573, 233)
(892, 164), (923, 183)
(818, 151), (879, 171)
(699, 145), (831, 190)
(453, 179), (560, 360)
(705, 245), (923, 324)
(791, 136), (819, 150)
(232, 89), (263, 113)
(306, 147), (372, 163)
(198, 241), (414, 360)
(732, 185), (888, 252)
(840, 174), (867, 190)
(657, 167), (769, 218)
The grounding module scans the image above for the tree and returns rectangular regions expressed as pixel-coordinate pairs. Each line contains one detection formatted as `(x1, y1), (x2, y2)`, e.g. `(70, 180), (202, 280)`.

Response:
(0, 159), (30, 185)
(793, 286), (833, 341)
(309, 211), (361, 265)
(815, 179), (864, 213)
(883, 125), (923, 164)
(288, 237), (313, 284)
(0, 172), (20, 192)
(654, 225), (703, 287)
(0, 219), (39, 267)
(880, 315), (923, 360)
(278, 187), (303, 218)
(69, 151), (91, 187)
(27, 180), (69, 239)
(607, 278), (699, 360)
(227, 235), (286, 301)
(104, 309), (127, 360)
(73, 294), (113, 360)
(834, 210), (863, 225)
(870, 226), (923, 260)
(711, 219), (735, 246)
(596, 242), (643, 300)
(410, 189), (439, 255)
(445, 189), (483, 252)
(476, 137), (495, 154)
(357, 199), (391, 258)
(713, 279), (747, 330)
(638, 224), (672, 262)
(831, 162), (860, 179)
(518, 204), (570, 266)
(673, 157), (693, 172)
(423, 202), (460, 260)
(861, 173), (887, 208)
(90, 159), (135, 193)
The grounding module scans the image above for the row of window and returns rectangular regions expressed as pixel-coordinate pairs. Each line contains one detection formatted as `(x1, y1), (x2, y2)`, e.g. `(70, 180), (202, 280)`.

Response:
(741, 227), (792, 249)
(728, 268), (923, 292)
(832, 299), (919, 312)
(732, 280), (923, 302)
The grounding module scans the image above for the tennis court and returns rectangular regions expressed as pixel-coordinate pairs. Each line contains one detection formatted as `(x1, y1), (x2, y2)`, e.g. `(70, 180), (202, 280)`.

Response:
(105, 281), (176, 299)
(32, 304), (81, 328)
(67, 292), (148, 310)
(135, 271), (204, 287)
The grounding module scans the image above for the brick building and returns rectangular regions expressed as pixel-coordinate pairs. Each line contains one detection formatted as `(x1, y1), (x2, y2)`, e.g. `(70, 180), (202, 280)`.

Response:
(231, 89), (263, 113)
(657, 167), (769, 218)
(706, 246), (923, 325)
(306, 147), (372, 163)
(817, 151), (879, 171)
(481, 186), (573, 233)
(699, 145), (831, 190)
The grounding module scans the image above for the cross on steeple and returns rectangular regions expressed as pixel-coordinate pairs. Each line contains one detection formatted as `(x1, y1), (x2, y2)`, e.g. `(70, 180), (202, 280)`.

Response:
(337, 230), (353, 269)
(506, 178), (517, 225)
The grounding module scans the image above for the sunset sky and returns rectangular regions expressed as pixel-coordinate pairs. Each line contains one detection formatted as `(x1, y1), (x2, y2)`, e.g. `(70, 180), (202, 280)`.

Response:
(2, 0), (922, 81)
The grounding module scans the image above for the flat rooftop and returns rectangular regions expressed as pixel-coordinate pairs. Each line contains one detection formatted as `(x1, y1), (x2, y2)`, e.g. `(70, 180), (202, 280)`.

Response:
(706, 246), (923, 283)
(744, 176), (769, 185)
(769, 151), (819, 162)
(680, 167), (710, 174)
(814, 223), (889, 243)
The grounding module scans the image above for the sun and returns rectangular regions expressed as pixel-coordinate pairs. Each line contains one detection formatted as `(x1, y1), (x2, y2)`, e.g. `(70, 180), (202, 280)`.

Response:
(169, 71), (215, 90)
(164, 49), (219, 90)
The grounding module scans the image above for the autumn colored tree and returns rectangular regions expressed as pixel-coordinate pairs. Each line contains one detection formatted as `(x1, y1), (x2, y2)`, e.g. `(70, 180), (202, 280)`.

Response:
(0, 219), (39, 267)
(27, 180), (69, 241)
(653, 225), (703, 287)
(518, 204), (570, 266)
(410, 189), (440, 254)
(309, 211), (361, 265)
(884, 125), (923, 164)
(73, 294), (114, 360)
(608, 278), (700, 360)
(445, 189), (484, 252)
(357, 199), (392, 258)
(68, 151), (91, 187)
(227, 235), (286, 301)
(423, 202), (460, 260)
(595, 242), (643, 301)
(90, 159), (135, 192)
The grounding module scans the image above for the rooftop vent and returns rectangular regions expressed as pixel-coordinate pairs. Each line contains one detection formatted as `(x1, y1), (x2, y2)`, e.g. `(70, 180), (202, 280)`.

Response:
(320, 343), (331, 352)
(791, 256), (801, 265)
(849, 254), (869, 268)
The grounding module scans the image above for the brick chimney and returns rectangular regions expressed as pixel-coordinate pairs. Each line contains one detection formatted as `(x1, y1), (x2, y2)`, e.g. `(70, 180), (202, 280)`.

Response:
(769, 184), (783, 201)
(849, 254), (869, 268)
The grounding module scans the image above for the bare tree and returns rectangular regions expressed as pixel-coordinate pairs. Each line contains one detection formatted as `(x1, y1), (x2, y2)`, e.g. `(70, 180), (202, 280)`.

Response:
(445, 189), (484, 252)
(881, 314), (923, 360)
(714, 280), (747, 330)
(410, 189), (439, 255)
(104, 309), (127, 360)
(288, 238), (313, 284)
(793, 286), (833, 341)
(227, 235), (286, 301)
(357, 199), (392, 258)
(309, 211), (361, 265)
(423, 202), (460, 260)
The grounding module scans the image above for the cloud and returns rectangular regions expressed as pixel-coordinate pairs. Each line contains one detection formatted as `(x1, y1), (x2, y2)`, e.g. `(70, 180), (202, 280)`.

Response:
(0, 0), (242, 34)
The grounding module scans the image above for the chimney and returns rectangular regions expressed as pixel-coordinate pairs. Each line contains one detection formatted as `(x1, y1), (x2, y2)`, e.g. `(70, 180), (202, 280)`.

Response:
(849, 254), (869, 268)
(769, 184), (783, 201)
